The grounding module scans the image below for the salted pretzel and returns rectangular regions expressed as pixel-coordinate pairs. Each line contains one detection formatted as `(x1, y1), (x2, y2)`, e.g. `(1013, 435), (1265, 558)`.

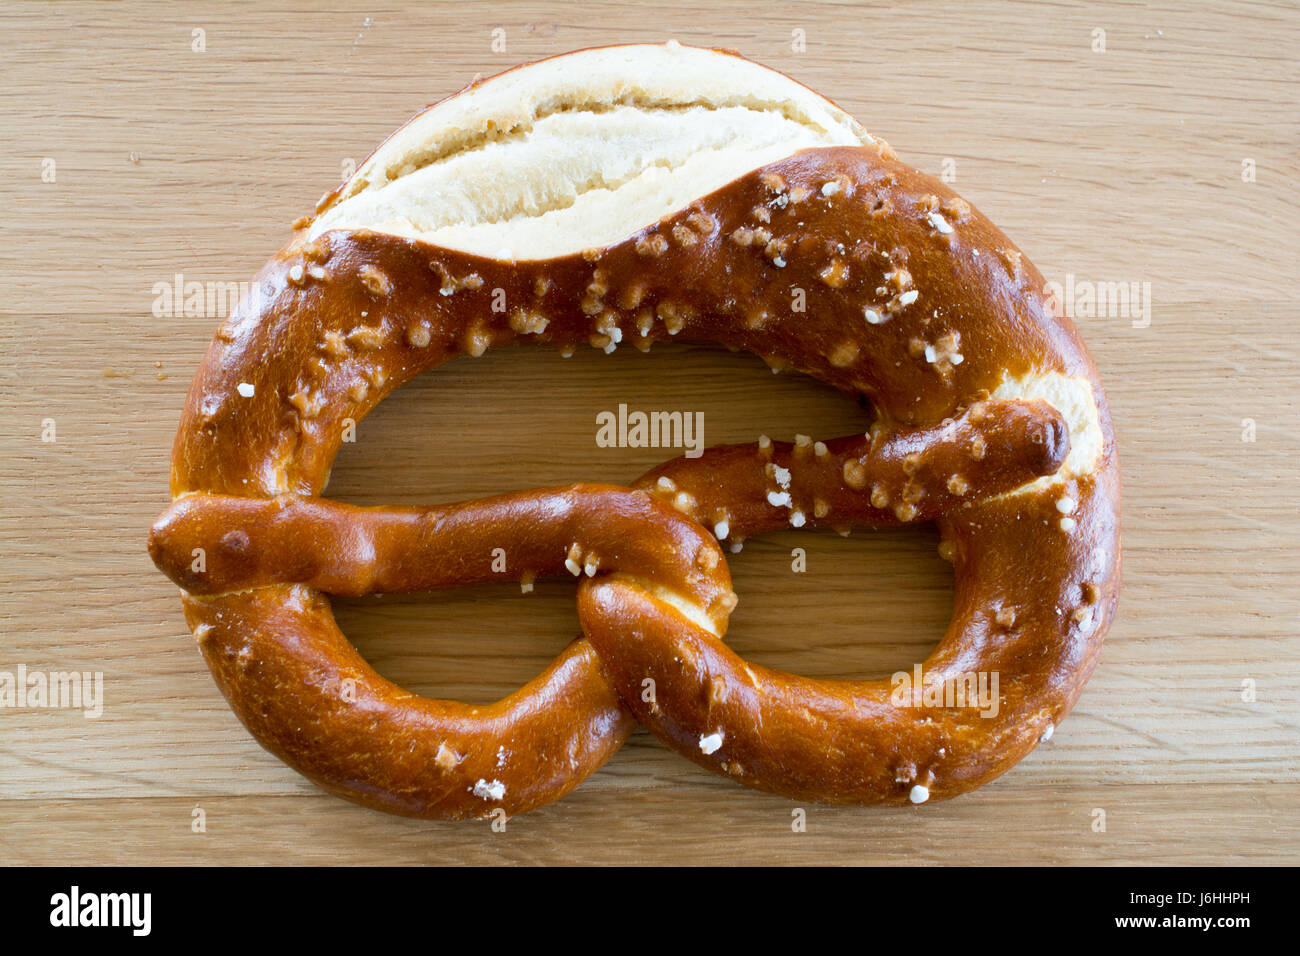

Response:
(149, 43), (1120, 818)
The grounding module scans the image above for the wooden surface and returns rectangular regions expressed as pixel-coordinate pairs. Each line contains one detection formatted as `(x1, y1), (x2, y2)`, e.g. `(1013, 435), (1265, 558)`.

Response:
(2, 0), (1298, 866)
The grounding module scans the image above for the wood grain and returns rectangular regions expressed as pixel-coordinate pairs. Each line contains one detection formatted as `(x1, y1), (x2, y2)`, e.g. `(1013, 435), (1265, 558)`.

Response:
(1, 0), (1297, 865)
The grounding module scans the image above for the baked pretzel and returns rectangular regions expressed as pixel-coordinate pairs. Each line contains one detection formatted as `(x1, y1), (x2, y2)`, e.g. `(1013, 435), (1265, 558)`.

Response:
(149, 42), (1120, 818)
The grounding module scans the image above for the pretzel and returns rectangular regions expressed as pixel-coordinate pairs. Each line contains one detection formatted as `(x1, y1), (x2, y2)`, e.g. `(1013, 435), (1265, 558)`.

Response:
(149, 43), (1120, 818)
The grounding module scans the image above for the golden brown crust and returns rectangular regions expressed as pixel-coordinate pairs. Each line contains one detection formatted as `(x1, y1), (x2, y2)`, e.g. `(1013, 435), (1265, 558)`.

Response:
(150, 64), (1120, 817)
(170, 485), (731, 819)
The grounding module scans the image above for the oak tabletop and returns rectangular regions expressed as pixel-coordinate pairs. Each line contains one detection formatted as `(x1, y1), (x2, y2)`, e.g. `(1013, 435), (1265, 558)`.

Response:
(1, 0), (1297, 865)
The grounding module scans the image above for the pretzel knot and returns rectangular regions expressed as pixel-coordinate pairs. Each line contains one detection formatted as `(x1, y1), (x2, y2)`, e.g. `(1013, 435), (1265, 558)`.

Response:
(148, 45), (1120, 819)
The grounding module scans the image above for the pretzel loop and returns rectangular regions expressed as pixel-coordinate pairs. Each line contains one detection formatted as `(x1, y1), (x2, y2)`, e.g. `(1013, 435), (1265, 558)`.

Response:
(156, 486), (734, 819)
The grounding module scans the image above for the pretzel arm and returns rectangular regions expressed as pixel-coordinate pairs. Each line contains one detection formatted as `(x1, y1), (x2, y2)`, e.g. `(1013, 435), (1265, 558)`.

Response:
(634, 397), (1068, 542)
(150, 484), (732, 618)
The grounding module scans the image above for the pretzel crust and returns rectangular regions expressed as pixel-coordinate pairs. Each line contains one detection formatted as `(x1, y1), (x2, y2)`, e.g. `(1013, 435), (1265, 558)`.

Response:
(170, 486), (731, 818)
(151, 48), (1120, 818)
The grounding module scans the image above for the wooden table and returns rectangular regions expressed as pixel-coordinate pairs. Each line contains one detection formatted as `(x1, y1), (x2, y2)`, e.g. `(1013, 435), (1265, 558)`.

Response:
(2, 0), (1297, 866)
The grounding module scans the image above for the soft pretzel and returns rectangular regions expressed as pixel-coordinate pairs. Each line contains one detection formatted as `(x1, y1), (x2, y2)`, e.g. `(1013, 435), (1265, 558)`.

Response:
(149, 42), (1120, 818)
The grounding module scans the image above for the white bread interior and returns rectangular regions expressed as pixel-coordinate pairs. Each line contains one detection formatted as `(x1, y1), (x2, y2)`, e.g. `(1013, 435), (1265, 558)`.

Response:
(309, 42), (875, 259)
